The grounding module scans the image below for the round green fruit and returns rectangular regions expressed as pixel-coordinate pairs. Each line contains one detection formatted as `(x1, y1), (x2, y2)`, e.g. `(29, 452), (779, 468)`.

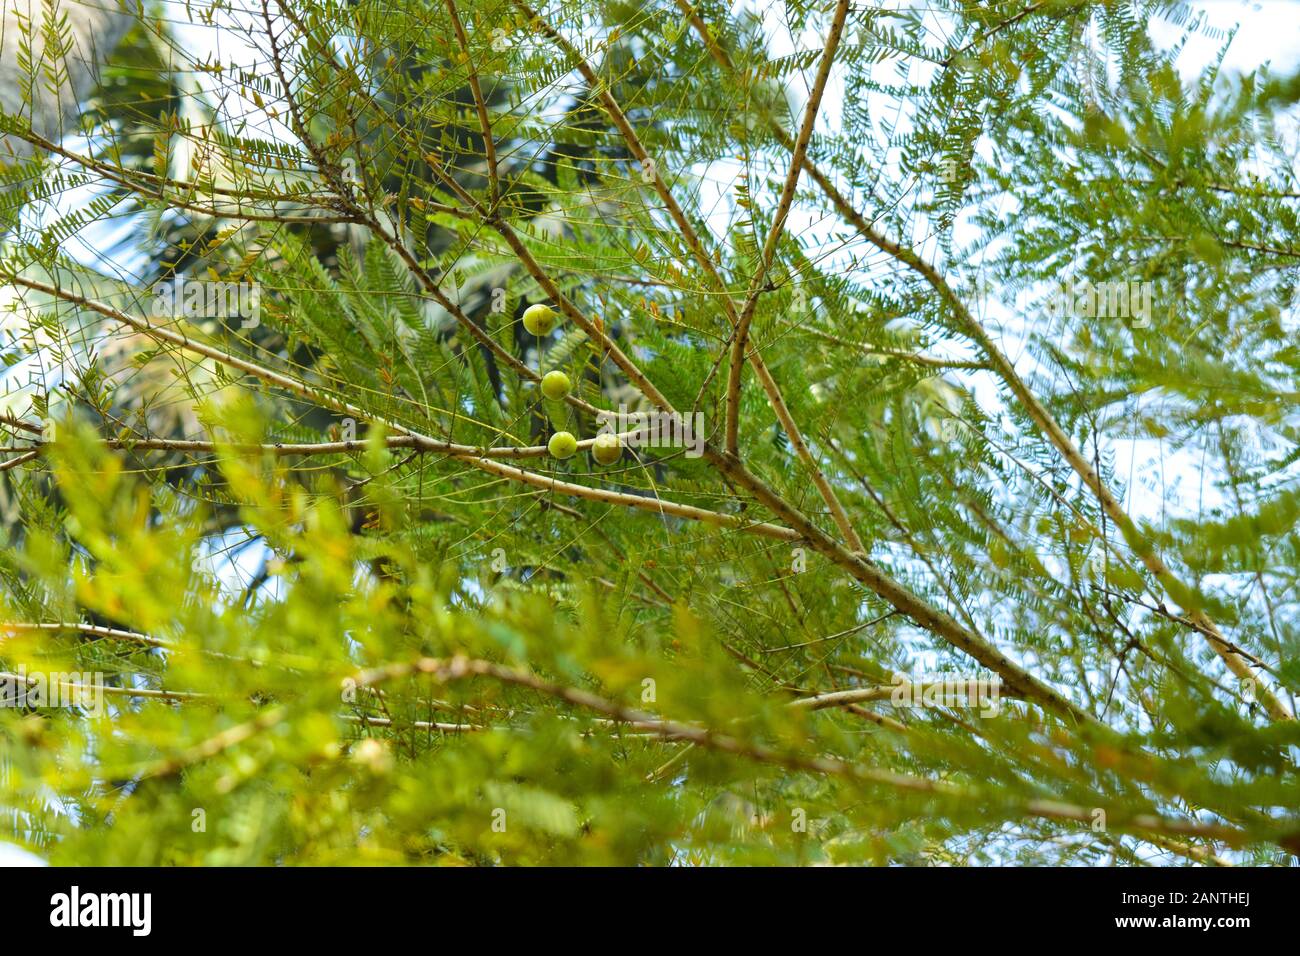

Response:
(540, 370), (571, 401)
(522, 303), (557, 336)
(591, 433), (621, 465)
(548, 431), (578, 459)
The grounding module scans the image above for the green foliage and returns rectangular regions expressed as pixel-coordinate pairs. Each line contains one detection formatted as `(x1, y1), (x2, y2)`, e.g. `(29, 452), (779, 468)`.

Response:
(0, 0), (1297, 866)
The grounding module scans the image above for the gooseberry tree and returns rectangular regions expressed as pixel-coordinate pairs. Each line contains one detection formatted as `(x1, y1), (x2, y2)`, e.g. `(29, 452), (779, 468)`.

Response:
(0, 0), (1298, 865)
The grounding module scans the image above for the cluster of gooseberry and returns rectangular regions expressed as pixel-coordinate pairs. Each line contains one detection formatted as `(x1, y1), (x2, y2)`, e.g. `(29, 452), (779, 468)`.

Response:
(523, 303), (621, 466)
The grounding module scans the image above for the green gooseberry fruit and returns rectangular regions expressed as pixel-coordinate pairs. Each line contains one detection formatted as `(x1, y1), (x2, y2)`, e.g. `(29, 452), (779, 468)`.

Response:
(540, 370), (571, 401)
(591, 433), (621, 465)
(522, 303), (558, 336)
(547, 431), (578, 459)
